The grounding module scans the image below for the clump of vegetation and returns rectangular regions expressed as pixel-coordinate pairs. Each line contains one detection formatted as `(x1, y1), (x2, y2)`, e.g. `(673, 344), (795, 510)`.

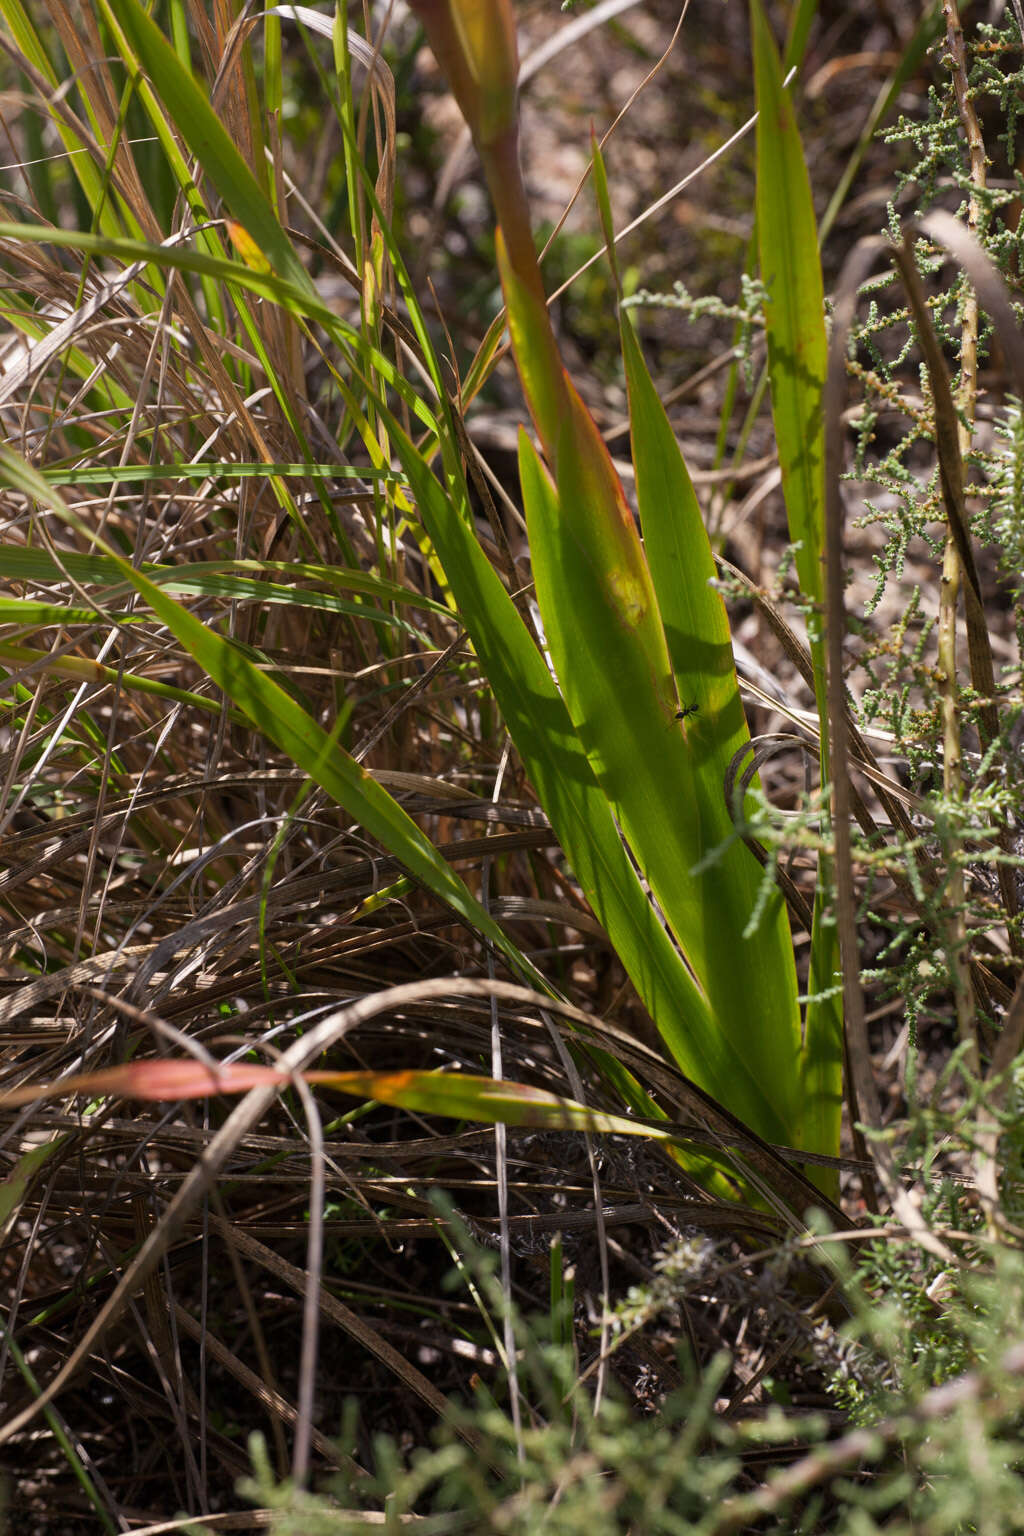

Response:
(2, 0), (1024, 1531)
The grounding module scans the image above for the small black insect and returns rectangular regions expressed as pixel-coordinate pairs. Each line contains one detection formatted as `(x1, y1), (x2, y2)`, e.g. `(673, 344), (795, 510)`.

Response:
(675, 703), (699, 722)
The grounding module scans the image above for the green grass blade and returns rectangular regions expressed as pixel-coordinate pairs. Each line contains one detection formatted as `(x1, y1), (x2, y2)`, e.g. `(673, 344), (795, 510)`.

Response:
(590, 135), (762, 839)
(34, 462), (401, 488)
(800, 896), (844, 1194)
(0, 548), (447, 619)
(310, 1070), (677, 1140)
(0, 583), (425, 640)
(0, 600), (144, 626)
(0, 1136), (67, 1237)
(782, 0), (818, 69)
(1, 1325), (118, 1534)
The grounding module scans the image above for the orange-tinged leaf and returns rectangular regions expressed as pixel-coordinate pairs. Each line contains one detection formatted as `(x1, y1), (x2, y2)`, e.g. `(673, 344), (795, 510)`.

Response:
(448, 0), (518, 146)
(496, 226), (569, 454)
(0, 1059), (672, 1142)
(406, 0), (516, 151)
(308, 1069), (673, 1138)
(225, 218), (271, 274)
(0, 1059), (291, 1107)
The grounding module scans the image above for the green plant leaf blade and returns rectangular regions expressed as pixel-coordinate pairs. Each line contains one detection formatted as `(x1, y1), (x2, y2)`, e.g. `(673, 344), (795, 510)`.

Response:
(751, 0), (827, 638)
(616, 312), (818, 1150)
(751, 0), (842, 1180)
(375, 405), (724, 1069)
(519, 424), (799, 1146)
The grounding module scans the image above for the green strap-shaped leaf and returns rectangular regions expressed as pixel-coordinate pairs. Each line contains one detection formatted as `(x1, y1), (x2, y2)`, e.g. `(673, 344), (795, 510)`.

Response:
(751, 0), (842, 1180)
(616, 312), (812, 1138)
(0, 550), (448, 623)
(375, 406), (727, 1075)
(519, 419), (799, 1146)
(576, 139), (807, 1151)
(751, 0), (827, 640)
(487, 147), (805, 1143)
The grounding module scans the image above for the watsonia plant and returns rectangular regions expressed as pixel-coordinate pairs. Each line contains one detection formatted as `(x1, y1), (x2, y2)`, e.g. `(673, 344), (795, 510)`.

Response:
(0, 0), (843, 1202)
(383, 0), (843, 1176)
